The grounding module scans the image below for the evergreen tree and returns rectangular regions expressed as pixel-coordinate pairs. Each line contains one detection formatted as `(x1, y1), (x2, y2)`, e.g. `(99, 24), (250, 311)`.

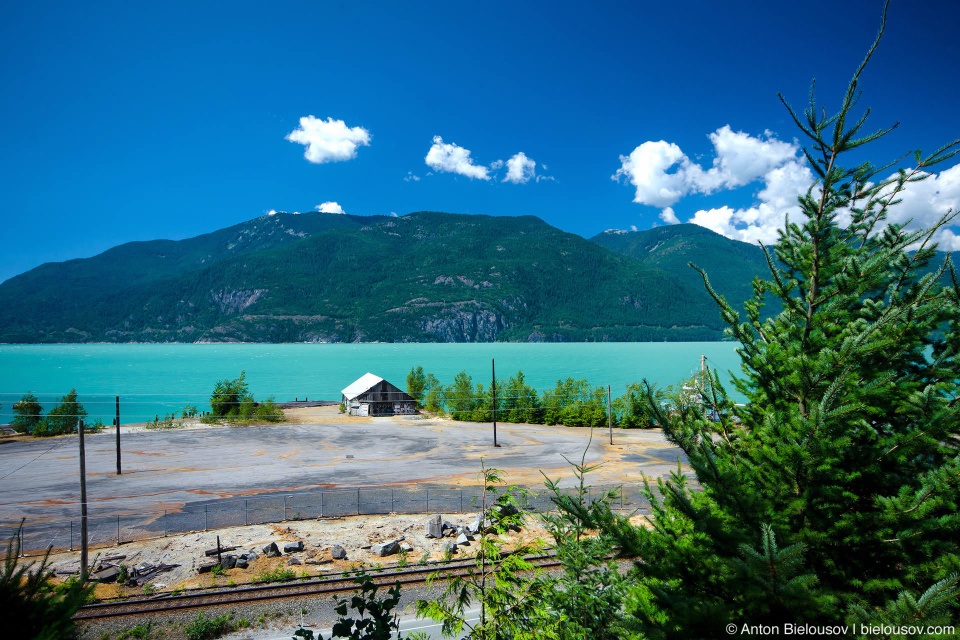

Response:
(11, 393), (43, 434)
(34, 389), (86, 437)
(446, 370), (477, 420)
(406, 365), (427, 408)
(1, 522), (94, 639)
(584, 6), (960, 636)
(209, 371), (249, 418)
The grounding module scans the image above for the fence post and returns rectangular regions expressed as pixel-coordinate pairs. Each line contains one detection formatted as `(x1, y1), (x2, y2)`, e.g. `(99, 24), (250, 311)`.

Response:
(19, 524), (24, 557)
(204, 505), (208, 531)
(460, 490), (463, 514)
(426, 488), (429, 513)
(357, 488), (360, 515)
(245, 500), (248, 526)
(117, 515), (121, 545)
(391, 489), (394, 514)
(320, 491), (324, 518)
(163, 510), (167, 537)
(283, 495), (287, 521)
(70, 521), (74, 551)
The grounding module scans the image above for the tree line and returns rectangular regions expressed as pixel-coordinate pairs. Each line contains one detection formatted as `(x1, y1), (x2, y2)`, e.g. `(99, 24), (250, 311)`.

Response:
(9, 390), (100, 436)
(405, 366), (659, 428)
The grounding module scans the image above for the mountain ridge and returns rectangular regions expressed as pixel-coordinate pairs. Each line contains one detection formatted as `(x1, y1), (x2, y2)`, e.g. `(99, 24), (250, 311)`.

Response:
(14, 210), (938, 344)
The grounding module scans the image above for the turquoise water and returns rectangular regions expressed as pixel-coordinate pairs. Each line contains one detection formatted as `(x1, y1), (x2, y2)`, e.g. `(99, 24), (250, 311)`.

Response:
(0, 342), (742, 424)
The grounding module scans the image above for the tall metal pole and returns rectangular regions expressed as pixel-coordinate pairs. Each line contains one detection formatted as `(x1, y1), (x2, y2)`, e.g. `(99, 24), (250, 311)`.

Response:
(78, 418), (89, 581)
(607, 385), (613, 445)
(492, 358), (499, 447)
(115, 395), (121, 475)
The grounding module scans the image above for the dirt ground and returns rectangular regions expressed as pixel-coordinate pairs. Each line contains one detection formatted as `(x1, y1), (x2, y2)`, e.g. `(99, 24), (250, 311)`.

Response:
(42, 509), (651, 600)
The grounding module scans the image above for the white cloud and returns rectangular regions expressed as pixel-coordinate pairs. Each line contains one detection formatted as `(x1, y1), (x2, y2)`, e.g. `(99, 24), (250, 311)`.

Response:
(286, 116), (371, 164)
(404, 171), (421, 182)
(688, 160), (813, 245)
(317, 201), (345, 214)
(630, 225), (638, 231)
(617, 123), (960, 246)
(613, 140), (689, 208)
(614, 127), (814, 242)
(504, 152), (537, 184)
(425, 136), (490, 180)
(490, 159), (504, 170)
(613, 127), (802, 210)
(660, 206), (680, 225)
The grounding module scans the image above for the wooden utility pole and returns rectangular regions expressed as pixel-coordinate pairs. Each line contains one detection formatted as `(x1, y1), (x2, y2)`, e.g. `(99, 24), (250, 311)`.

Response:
(607, 385), (613, 445)
(115, 395), (121, 475)
(492, 358), (500, 447)
(78, 418), (89, 581)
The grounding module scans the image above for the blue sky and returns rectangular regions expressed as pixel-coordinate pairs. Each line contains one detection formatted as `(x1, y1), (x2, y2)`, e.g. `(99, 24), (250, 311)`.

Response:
(2, 0), (959, 283)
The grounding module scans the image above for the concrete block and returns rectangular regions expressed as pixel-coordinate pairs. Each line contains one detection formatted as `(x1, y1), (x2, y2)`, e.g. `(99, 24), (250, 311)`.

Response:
(372, 541), (399, 557)
(424, 515), (443, 538)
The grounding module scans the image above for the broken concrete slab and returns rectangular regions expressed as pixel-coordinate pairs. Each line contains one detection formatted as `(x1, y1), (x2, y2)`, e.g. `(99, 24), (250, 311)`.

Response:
(91, 566), (121, 583)
(371, 541), (399, 557)
(263, 542), (282, 557)
(283, 541), (304, 553)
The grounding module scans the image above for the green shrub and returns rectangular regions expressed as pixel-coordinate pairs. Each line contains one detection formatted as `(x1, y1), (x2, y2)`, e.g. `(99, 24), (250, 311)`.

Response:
(116, 621), (154, 639)
(254, 397), (284, 422)
(252, 567), (295, 583)
(146, 413), (179, 430)
(184, 612), (235, 640)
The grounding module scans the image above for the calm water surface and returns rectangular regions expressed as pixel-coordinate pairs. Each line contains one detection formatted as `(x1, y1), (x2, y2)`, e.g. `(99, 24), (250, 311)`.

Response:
(0, 342), (742, 423)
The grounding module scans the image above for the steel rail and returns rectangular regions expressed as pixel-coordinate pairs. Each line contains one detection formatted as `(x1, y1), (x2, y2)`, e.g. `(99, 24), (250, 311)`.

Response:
(75, 554), (563, 621)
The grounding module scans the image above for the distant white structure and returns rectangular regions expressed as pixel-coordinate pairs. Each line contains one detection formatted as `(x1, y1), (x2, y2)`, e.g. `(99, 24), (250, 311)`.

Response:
(341, 373), (417, 417)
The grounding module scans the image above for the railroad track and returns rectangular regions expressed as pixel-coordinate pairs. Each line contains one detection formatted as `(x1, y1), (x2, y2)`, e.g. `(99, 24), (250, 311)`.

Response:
(75, 554), (563, 621)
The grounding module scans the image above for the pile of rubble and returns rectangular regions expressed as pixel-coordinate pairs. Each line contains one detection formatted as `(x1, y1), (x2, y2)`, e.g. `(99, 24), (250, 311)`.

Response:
(421, 502), (522, 556)
(84, 553), (180, 587)
(43, 509), (553, 598)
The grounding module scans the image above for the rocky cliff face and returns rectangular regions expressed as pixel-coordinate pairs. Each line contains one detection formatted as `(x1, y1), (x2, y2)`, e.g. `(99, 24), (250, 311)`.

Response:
(417, 302), (508, 342)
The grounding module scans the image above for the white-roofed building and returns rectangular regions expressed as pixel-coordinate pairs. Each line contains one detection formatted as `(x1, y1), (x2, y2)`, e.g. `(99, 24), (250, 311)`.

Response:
(341, 373), (417, 417)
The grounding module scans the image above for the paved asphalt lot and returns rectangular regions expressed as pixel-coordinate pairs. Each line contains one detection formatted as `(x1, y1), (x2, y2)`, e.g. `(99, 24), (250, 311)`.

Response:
(0, 417), (687, 524)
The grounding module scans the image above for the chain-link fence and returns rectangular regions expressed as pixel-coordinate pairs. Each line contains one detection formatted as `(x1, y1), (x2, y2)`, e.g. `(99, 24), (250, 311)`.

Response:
(1, 482), (652, 556)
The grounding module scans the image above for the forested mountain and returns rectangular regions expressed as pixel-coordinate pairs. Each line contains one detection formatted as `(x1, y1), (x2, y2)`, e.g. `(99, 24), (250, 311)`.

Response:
(3, 211), (954, 343)
(0, 211), (733, 343)
(591, 224), (770, 310)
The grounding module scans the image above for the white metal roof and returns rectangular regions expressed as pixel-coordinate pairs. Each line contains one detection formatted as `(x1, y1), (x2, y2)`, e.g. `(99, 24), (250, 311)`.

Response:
(341, 373), (384, 401)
